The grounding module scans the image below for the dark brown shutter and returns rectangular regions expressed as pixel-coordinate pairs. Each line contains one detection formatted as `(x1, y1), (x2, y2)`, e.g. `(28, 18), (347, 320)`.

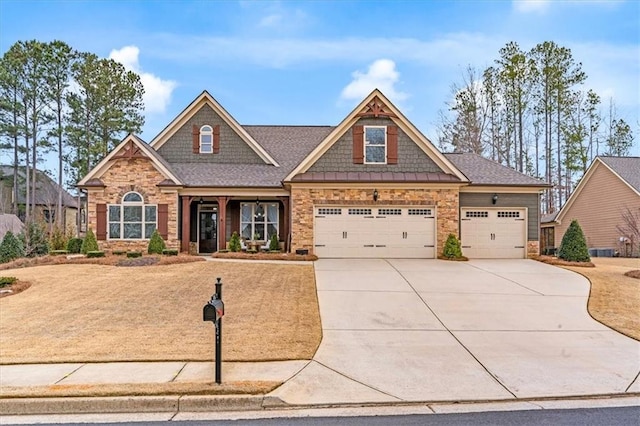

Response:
(387, 125), (398, 164)
(213, 125), (220, 154)
(96, 204), (107, 241)
(158, 204), (168, 240)
(192, 125), (199, 154)
(352, 125), (364, 164)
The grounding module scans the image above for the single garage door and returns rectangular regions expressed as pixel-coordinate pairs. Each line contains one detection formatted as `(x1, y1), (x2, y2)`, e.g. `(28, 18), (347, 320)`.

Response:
(460, 208), (527, 258)
(314, 206), (435, 258)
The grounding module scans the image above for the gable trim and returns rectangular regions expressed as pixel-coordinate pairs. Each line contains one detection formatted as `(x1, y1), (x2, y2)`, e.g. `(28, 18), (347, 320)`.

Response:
(149, 91), (279, 166)
(78, 134), (182, 187)
(555, 157), (640, 225)
(284, 89), (468, 182)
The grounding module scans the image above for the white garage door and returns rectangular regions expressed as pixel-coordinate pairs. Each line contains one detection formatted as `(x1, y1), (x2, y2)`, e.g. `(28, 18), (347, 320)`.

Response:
(460, 208), (527, 259)
(314, 206), (436, 258)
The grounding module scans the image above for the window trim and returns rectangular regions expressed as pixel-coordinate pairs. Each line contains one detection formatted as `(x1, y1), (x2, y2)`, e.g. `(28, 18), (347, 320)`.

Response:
(107, 191), (157, 240)
(240, 202), (279, 241)
(200, 125), (213, 154)
(363, 125), (387, 164)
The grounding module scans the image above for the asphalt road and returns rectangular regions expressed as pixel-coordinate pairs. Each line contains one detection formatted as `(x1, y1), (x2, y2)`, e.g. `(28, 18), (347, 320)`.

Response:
(13, 406), (640, 426)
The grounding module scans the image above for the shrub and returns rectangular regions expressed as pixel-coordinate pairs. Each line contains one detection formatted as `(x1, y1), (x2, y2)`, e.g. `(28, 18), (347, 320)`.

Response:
(0, 231), (25, 263)
(113, 250), (127, 256)
(0, 276), (17, 287)
(147, 229), (166, 254)
(81, 228), (99, 254)
(558, 219), (590, 262)
(19, 222), (49, 257)
(66, 237), (83, 254)
(86, 251), (105, 258)
(49, 225), (67, 251)
(217, 249), (229, 254)
(228, 231), (241, 252)
(162, 249), (179, 256)
(442, 233), (463, 259)
(269, 234), (280, 251)
(50, 250), (68, 256)
(127, 251), (142, 258)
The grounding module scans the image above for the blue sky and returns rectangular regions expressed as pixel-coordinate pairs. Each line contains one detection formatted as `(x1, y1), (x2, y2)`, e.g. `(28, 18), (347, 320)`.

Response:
(1, 0), (639, 167)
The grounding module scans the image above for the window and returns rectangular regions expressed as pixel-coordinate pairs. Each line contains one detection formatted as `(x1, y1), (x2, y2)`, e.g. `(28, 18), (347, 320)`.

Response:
(43, 209), (55, 223)
(465, 211), (488, 218)
(364, 126), (386, 164)
(108, 192), (157, 239)
(498, 211), (520, 218)
(200, 125), (213, 153)
(241, 202), (278, 241)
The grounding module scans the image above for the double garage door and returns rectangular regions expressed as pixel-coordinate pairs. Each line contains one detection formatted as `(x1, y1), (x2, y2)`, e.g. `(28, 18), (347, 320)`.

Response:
(314, 206), (435, 258)
(460, 208), (527, 259)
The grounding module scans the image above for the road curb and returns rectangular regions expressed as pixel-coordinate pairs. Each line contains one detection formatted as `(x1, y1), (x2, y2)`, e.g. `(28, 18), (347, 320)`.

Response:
(0, 396), (180, 415)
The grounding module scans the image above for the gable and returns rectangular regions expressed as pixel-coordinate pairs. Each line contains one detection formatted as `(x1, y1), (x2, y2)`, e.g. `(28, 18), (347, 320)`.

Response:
(285, 90), (467, 183)
(156, 104), (265, 165)
(150, 91), (278, 166)
(307, 116), (445, 174)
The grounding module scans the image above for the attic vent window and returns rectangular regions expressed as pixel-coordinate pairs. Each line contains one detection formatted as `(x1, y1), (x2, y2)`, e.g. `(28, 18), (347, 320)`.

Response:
(200, 125), (213, 153)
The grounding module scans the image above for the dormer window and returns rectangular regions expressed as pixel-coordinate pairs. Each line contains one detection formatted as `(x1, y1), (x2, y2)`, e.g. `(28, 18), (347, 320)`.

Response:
(200, 125), (213, 153)
(364, 126), (386, 164)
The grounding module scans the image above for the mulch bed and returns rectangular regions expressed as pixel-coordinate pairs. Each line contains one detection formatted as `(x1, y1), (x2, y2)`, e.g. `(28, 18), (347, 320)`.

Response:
(0, 253), (205, 271)
(0, 280), (31, 298)
(211, 252), (317, 261)
(624, 270), (640, 279)
(531, 255), (595, 267)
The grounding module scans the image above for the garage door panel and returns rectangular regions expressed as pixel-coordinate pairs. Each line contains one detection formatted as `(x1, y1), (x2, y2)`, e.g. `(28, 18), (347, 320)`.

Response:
(460, 209), (526, 259)
(314, 206), (435, 258)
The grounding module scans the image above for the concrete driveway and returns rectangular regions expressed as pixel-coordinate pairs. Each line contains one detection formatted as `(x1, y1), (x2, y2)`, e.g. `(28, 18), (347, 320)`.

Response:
(270, 259), (640, 405)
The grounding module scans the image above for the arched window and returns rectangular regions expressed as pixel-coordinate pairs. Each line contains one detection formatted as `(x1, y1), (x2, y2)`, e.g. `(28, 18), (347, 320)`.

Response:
(200, 125), (213, 153)
(107, 192), (157, 240)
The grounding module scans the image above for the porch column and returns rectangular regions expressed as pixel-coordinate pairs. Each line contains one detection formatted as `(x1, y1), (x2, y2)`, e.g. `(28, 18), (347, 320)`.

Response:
(181, 196), (192, 253)
(217, 196), (228, 251)
(277, 196), (290, 252)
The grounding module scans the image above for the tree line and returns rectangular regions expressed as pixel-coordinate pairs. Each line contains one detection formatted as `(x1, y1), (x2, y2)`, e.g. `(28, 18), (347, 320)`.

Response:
(437, 41), (635, 214)
(0, 40), (145, 225)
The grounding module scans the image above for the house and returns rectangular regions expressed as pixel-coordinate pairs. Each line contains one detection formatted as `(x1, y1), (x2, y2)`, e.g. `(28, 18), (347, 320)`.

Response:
(541, 156), (640, 257)
(78, 90), (547, 258)
(0, 166), (79, 233)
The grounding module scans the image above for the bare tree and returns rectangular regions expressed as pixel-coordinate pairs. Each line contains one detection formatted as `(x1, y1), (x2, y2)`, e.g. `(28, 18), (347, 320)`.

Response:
(616, 207), (640, 257)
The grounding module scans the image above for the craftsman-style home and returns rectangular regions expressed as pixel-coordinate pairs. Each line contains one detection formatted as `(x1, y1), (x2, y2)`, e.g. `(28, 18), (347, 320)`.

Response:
(78, 90), (546, 258)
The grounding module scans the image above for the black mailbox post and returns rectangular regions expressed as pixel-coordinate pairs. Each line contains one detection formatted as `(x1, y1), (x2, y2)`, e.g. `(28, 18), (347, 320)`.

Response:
(203, 277), (224, 384)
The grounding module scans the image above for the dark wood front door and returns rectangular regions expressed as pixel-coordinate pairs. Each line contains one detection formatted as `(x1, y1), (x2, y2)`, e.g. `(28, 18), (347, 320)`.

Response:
(199, 209), (218, 253)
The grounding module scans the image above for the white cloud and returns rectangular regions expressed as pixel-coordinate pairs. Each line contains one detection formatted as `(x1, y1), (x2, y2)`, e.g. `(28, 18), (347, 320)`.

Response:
(109, 46), (177, 114)
(340, 59), (408, 104)
(512, 0), (551, 13)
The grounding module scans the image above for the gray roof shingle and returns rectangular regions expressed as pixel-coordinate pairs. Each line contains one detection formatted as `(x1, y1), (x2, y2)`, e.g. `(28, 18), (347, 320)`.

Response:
(0, 166), (77, 207)
(444, 153), (548, 186)
(599, 156), (640, 193)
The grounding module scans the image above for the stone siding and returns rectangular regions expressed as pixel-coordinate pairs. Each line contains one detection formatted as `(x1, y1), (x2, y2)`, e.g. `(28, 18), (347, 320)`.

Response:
(157, 104), (264, 164)
(290, 187), (459, 257)
(308, 117), (444, 173)
(527, 241), (539, 258)
(86, 158), (179, 252)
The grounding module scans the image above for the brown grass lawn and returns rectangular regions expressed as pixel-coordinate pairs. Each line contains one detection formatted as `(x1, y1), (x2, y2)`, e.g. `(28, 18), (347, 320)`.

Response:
(562, 257), (640, 341)
(0, 261), (321, 364)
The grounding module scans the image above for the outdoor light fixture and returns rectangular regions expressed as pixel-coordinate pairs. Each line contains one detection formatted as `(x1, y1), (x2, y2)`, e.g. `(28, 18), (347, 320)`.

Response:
(255, 198), (260, 207)
(199, 197), (204, 204)
(492, 193), (498, 205)
(373, 189), (379, 202)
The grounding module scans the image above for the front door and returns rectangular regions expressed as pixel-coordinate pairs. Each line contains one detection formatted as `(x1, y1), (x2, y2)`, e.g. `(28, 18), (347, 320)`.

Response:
(198, 207), (218, 253)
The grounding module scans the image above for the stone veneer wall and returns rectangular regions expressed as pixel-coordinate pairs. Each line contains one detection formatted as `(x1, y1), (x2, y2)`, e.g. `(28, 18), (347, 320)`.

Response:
(527, 241), (539, 258)
(290, 187), (459, 256)
(86, 158), (179, 252)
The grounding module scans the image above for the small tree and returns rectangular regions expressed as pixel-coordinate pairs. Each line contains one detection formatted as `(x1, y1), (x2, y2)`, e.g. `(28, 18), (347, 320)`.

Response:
(0, 231), (25, 263)
(228, 231), (241, 252)
(49, 225), (67, 251)
(442, 233), (463, 259)
(558, 219), (591, 262)
(269, 233), (280, 251)
(81, 228), (99, 254)
(19, 222), (49, 257)
(147, 229), (166, 254)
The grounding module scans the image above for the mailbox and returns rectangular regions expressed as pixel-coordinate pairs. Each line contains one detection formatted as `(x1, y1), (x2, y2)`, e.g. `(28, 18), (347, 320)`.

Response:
(203, 298), (224, 322)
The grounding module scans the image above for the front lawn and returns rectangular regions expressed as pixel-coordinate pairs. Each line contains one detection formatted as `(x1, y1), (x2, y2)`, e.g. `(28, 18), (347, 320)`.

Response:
(0, 261), (321, 364)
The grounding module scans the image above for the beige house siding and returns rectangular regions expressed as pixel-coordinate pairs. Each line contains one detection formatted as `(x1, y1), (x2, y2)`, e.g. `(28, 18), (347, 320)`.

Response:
(87, 158), (179, 252)
(555, 162), (640, 249)
(290, 186), (459, 256)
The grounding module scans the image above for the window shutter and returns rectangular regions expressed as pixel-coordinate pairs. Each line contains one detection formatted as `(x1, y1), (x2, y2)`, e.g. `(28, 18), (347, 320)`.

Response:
(387, 125), (398, 164)
(192, 125), (199, 154)
(96, 204), (107, 241)
(158, 204), (169, 240)
(213, 125), (220, 154)
(352, 125), (364, 164)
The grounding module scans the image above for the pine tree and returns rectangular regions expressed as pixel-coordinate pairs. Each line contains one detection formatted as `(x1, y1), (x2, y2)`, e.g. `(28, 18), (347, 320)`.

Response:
(81, 228), (99, 254)
(442, 233), (463, 259)
(0, 231), (25, 263)
(558, 220), (590, 262)
(147, 229), (166, 254)
(228, 231), (241, 252)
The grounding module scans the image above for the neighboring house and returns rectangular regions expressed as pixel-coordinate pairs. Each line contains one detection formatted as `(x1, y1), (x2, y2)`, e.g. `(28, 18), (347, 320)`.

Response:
(78, 90), (547, 258)
(0, 166), (79, 234)
(541, 156), (640, 257)
(0, 214), (24, 241)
